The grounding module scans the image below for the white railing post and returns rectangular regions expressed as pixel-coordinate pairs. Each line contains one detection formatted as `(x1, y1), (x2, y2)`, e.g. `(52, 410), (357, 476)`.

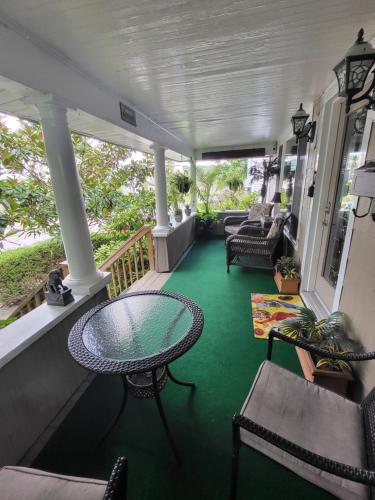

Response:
(34, 94), (104, 293)
(151, 143), (171, 236)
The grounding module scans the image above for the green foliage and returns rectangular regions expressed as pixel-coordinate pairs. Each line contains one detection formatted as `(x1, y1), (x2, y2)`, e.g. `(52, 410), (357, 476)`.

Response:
(196, 166), (221, 214)
(170, 171), (192, 194)
(195, 210), (217, 221)
(214, 191), (259, 210)
(0, 317), (17, 329)
(0, 239), (65, 304)
(0, 117), (154, 236)
(280, 188), (288, 209)
(104, 190), (155, 232)
(279, 308), (356, 372)
(93, 240), (127, 266)
(217, 159), (247, 192)
(275, 256), (299, 278)
(90, 231), (128, 251)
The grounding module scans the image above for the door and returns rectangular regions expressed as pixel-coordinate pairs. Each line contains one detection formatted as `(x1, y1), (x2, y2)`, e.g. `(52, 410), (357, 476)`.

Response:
(314, 103), (368, 311)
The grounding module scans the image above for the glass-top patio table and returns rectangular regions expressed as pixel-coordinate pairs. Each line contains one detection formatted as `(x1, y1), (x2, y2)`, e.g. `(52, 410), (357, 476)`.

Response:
(68, 290), (204, 460)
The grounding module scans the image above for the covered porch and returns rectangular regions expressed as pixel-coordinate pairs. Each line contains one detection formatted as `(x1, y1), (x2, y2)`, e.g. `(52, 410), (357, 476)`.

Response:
(1, 1), (375, 499)
(32, 239), (330, 500)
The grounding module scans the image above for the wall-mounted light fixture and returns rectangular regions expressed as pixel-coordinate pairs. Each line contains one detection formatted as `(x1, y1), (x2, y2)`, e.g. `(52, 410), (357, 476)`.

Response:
(333, 28), (375, 114)
(291, 104), (316, 143)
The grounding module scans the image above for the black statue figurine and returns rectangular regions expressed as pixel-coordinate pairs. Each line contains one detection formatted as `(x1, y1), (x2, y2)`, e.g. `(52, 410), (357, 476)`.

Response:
(46, 269), (74, 306)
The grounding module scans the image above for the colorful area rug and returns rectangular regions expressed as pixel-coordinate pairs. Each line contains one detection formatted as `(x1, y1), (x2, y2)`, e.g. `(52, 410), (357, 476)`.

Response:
(251, 293), (304, 339)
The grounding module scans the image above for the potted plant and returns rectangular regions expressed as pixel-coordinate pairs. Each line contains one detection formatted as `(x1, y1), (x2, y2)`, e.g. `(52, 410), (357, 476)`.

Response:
(279, 308), (355, 396)
(274, 256), (300, 294)
(195, 210), (217, 238)
(226, 174), (244, 192)
(174, 207), (183, 223)
(173, 172), (192, 194)
(184, 204), (191, 216)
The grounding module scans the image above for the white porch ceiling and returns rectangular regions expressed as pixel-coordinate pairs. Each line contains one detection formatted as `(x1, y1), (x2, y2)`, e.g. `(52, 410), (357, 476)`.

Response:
(1, 0), (375, 150)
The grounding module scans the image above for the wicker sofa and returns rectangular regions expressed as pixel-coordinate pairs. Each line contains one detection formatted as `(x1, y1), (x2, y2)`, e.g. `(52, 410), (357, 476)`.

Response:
(223, 203), (273, 238)
(226, 215), (288, 271)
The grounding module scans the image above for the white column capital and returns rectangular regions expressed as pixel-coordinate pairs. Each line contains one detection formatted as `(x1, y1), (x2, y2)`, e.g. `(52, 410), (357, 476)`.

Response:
(23, 93), (74, 120)
(150, 143), (166, 153)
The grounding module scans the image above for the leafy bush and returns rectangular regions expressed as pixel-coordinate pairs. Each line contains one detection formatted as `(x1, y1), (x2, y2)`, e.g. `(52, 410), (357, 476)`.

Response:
(213, 191), (259, 210)
(0, 239), (65, 305)
(0, 317), (17, 329)
(94, 239), (129, 266)
(90, 230), (129, 251)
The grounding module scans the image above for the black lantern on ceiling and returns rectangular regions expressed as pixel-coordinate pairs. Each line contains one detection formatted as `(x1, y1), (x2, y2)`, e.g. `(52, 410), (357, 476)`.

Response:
(291, 103), (316, 143)
(333, 28), (375, 114)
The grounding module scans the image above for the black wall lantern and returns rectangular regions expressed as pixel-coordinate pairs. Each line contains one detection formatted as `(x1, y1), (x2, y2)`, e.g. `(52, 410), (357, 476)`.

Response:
(291, 103), (316, 143)
(333, 28), (375, 114)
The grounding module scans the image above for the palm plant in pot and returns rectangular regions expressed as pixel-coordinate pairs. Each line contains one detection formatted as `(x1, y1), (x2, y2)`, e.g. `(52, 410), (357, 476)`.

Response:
(279, 308), (356, 395)
(274, 256), (300, 294)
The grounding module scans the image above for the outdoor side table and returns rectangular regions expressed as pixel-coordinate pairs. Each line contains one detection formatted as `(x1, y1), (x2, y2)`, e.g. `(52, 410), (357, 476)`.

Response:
(68, 290), (204, 460)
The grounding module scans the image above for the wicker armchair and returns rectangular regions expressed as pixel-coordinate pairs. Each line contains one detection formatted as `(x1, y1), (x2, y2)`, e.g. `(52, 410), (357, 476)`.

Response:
(0, 457), (128, 500)
(230, 329), (375, 500)
(224, 203), (273, 237)
(226, 215), (288, 272)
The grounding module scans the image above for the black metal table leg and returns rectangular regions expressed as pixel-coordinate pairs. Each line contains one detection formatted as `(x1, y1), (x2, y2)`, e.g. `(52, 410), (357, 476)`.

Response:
(166, 365), (196, 389)
(97, 375), (128, 447)
(152, 369), (180, 463)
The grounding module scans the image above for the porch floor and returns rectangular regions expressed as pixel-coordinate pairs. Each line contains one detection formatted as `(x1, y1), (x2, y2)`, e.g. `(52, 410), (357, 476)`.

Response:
(33, 239), (334, 500)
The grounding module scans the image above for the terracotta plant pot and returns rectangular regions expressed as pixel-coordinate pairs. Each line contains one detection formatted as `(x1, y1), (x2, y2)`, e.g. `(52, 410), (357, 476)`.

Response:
(274, 270), (300, 294)
(295, 347), (353, 397)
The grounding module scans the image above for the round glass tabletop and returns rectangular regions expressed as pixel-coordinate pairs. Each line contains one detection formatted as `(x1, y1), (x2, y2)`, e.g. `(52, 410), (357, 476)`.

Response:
(82, 294), (193, 362)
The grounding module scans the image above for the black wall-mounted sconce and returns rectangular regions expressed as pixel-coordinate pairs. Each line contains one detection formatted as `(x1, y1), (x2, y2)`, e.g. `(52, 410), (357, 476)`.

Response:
(333, 28), (375, 114)
(291, 104), (316, 143)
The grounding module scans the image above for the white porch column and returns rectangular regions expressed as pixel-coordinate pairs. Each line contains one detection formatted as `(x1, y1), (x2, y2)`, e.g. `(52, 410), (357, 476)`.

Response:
(190, 157), (197, 211)
(35, 95), (103, 293)
(152, 143), (171, 236)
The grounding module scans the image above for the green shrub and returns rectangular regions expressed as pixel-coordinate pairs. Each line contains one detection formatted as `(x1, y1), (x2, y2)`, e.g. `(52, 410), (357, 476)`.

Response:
(0, 223), (149, 306)
(0, 317), (17, 329)
(90, 231), (128, 251)
(0, 239), (65, 305)
(94, 239), (129, 266)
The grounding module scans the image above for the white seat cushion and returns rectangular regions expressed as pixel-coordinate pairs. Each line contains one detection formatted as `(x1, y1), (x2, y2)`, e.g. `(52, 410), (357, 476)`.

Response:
(266, 216), (284, 239)
(248, 203), (271, 222)
(240, 361), (369, 500)
(226, 225), (241, 235)
(0, 466), (107, 500)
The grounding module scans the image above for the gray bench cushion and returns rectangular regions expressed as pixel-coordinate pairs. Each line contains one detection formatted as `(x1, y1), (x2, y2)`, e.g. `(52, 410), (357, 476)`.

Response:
(0, 466), (107, 500)
(240, 361), (368, 500)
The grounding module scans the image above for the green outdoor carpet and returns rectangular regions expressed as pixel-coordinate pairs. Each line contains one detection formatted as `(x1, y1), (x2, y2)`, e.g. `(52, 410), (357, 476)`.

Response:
(34, 239), (335, 500)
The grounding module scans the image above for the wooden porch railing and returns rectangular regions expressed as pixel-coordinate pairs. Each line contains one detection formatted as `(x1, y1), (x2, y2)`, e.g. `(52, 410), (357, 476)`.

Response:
(0, 225), (155, 321)
(99, 225), (155, 298)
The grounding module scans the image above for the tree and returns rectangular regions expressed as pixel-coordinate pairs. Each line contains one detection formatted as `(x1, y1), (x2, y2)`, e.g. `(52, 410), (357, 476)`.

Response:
(249, 156), (279, 202)
(196, 166), (221, 214)
(0, 116), (154, 236)
(217, 159), (248, 192)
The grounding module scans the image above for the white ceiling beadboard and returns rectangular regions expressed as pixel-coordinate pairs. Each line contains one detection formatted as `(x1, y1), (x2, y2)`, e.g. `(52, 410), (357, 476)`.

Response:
(0, 0), (375, 149)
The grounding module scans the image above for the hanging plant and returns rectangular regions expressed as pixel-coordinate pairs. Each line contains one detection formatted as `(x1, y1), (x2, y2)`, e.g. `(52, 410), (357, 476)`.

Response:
(226, 176), (243, 192)
(172, 172), (192, 193)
